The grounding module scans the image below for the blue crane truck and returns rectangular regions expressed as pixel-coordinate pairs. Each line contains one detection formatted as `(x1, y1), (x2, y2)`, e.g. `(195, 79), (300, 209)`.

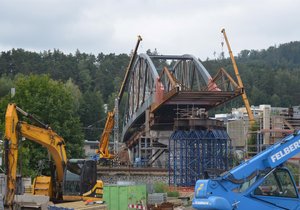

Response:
(193, 130), (300, 210)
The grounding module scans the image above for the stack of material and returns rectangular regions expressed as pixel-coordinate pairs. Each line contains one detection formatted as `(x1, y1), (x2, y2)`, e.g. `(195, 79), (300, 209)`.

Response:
(148, 193), (167, 205)
(118, 149), (130, 166)
(14, 194), (50, 210)
(113, 149), (130, 167)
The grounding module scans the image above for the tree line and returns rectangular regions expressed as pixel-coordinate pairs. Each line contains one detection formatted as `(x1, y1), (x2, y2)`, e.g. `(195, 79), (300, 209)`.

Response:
(0, 41), (300, 176)
(204, 41), (300, 107)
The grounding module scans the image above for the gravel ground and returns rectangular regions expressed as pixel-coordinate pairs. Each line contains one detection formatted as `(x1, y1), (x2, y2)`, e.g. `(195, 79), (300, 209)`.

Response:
(175, 206), (195, 210)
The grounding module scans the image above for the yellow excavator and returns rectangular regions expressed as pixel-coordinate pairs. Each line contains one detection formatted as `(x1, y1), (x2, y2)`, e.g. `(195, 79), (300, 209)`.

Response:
(4, 103), (103, 208)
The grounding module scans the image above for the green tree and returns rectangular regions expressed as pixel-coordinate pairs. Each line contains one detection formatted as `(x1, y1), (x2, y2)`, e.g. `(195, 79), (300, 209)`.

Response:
(249, 86), (265, 105)
(0, 75), (13, 98)
(77, 60), (92, 92)
(0, 74), (84, 177)
(270, 94), (281, 107)
(94, 53), (129, 101)
(79, 91), (105, 141)
(64, 78), (82, 111)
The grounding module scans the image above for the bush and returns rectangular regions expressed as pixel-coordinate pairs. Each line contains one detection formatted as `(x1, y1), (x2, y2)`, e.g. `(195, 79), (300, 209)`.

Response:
(153, 182), (179, 198)
(167, 191), (179, 197)
(154, 182), (168, 193)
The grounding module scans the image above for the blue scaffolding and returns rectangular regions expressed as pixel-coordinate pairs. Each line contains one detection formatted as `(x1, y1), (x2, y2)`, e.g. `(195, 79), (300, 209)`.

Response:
(169, 129), (230, 187)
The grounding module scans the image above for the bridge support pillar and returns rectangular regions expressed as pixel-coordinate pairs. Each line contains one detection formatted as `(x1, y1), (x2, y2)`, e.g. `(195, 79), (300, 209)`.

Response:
(169, 115), (231, 187)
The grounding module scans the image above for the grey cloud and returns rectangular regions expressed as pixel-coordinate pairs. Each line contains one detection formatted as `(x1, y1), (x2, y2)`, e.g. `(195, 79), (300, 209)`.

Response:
(0, 0), (299, 59)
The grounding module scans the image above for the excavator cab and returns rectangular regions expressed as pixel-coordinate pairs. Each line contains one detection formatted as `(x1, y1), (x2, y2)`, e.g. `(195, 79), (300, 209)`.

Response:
(31, 158), (103, 201)
(63, 159), (102, 200)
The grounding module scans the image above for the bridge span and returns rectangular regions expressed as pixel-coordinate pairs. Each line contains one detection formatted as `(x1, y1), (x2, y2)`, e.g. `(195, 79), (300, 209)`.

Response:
(115, 50), (243, 186)
(118, 53), (241, 152)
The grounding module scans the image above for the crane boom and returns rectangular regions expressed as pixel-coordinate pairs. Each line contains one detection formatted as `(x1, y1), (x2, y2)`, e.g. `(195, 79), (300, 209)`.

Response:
(98, 111), (115, 159)
(97, 36), (142, 161)
(221, 28), (255, 126)
(118, 35), (142, 104)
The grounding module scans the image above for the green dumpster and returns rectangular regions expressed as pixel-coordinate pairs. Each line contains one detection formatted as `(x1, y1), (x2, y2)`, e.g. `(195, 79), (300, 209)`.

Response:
(103, 185), (147, 210)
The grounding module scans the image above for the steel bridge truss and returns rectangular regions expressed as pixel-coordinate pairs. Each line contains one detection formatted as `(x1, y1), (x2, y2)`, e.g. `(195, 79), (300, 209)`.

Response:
(120, 53), (242, 174)
(122, 54), (242, 143)
(169, 129), (230, 187)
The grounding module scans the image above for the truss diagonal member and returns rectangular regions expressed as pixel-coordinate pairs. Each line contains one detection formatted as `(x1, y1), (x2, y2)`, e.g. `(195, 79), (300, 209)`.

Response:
(217, 68), (240, 88)
(207, 78), (221, 91)
(173, 54), (212, 84)
(159, 67), (178, 89)
(204, 68), (241, 92)
(159, 66), (189, 91)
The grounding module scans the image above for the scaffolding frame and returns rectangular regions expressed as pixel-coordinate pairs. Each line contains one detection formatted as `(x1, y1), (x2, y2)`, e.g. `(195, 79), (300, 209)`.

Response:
(169, 129), (230, 186)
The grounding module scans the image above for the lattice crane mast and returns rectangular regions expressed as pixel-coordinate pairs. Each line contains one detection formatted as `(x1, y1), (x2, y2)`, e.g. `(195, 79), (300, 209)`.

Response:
(221, 28), (255, 126)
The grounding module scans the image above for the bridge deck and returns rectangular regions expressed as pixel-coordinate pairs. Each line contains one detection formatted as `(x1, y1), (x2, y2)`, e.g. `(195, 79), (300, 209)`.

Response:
(165, 90), (241, 107)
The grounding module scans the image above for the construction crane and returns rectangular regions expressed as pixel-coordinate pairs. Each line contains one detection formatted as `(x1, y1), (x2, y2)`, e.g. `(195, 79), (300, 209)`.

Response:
(96, 111), (115, 160)
(96, 35), (142, 161)
(193, 130), (300, 209)
(4, 103), (103, 208)
(221, 28), (255, 126)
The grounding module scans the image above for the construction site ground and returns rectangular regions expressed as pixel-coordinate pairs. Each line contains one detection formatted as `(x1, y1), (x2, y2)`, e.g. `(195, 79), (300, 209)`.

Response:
(52, 201), (107, 210)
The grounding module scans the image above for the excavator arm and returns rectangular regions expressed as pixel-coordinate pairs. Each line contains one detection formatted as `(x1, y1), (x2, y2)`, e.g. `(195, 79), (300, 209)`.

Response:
(4, 103), (67, 206)
(19, 122), (67, 198)
(4, 104), (19, 207)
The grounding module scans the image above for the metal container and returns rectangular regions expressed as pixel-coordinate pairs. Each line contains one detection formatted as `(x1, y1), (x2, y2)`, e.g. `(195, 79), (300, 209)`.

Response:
(148, 193), (167, 205)
(103, 184), (147, 210)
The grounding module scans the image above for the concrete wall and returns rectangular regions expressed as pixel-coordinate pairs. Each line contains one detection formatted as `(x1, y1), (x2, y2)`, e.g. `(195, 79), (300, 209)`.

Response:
(227, 119), (249, 148)
(100, 174), (168, 186)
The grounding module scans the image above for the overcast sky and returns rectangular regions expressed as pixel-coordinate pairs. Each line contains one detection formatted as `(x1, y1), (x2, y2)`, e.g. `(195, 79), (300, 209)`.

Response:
(0, 0), (299, 60)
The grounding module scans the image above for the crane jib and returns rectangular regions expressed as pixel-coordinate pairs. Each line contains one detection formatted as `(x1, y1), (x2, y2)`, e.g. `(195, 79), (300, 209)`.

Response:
(269, 137), (300, 165)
